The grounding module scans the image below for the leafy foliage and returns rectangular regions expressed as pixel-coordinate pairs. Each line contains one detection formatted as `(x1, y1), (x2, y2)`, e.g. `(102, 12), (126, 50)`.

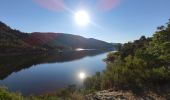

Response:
(0, 86), (84, 100)
(0, 87), (24, 100)
(84, 19), (170, 93)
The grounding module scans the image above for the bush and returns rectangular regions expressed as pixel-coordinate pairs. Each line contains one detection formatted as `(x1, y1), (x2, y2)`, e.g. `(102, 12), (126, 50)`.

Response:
(84, 19), (170, 93)
(0, 87), (24, 100)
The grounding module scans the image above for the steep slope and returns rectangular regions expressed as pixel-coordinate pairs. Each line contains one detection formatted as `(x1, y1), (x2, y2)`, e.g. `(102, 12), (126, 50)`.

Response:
(0, 21), (29, 47)
(0, 22), (47, 54)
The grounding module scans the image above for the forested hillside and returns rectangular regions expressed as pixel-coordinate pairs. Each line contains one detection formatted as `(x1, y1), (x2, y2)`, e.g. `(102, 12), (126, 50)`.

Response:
(0, 21), (114, 54)
(0, 22), (46, 54)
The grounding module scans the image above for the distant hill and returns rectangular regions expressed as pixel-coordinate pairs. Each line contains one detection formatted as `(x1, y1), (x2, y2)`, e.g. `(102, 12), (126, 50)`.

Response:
(0, 21), (114, 54)
(26, 32), (114, 50)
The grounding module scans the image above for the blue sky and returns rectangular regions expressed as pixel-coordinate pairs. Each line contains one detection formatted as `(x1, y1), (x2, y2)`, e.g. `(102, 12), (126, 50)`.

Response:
(0, 0), (170, 43)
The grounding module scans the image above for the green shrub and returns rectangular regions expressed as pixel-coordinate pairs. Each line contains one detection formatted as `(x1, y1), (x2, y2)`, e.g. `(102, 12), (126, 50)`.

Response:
(0, 87), (24, 100)
(84, 19), (170, 93)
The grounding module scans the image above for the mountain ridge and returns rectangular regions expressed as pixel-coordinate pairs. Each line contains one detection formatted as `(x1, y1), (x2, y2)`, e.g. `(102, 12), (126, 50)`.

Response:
(0, 21), (115, 54)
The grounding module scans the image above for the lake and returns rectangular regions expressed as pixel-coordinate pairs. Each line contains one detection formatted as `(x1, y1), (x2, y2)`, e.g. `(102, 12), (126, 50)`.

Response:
(0, 50), (110, 95)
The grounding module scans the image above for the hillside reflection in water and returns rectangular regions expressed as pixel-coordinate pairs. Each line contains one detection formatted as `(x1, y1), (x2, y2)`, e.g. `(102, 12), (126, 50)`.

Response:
(0, 50), (110, 95)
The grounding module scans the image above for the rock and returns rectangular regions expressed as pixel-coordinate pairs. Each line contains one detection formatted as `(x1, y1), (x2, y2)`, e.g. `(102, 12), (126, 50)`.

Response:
(85, 89), (167, 100)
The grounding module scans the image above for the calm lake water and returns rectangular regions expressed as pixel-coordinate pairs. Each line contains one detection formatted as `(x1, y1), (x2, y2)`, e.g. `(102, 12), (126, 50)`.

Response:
(0, 50), (110, 95)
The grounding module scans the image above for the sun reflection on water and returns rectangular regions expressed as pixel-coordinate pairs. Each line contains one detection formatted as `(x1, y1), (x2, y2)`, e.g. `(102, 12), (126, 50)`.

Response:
(75, 48), (84, 51)
(78, 72), (86, 80)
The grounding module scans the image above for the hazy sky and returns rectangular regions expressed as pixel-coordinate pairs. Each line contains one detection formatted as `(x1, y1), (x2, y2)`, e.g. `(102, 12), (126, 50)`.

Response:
(0, 0), (170, 43)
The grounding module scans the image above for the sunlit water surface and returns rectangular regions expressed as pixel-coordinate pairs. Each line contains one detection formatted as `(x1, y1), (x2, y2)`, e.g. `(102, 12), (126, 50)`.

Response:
(0, 50), (110, 95)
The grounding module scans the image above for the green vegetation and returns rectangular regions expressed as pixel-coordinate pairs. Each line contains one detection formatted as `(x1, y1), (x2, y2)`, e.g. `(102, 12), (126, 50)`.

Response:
(84, 19), (170, 93)
(0, 21), (48, 54)
(0, 86), (84, 100)
(0, 87), (23, 100)
(0, 19), (170, 99)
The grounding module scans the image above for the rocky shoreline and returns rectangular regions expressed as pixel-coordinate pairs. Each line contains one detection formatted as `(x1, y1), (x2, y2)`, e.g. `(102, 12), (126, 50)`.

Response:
(85, 89), (169, 100)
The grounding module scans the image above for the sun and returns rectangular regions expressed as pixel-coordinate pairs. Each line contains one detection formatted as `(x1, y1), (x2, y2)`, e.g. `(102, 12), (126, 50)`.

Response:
(74, 10), (90, 26)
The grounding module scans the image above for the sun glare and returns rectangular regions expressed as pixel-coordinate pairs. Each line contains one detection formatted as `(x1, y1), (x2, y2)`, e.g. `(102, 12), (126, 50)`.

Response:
(74, 10), (90, 26)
